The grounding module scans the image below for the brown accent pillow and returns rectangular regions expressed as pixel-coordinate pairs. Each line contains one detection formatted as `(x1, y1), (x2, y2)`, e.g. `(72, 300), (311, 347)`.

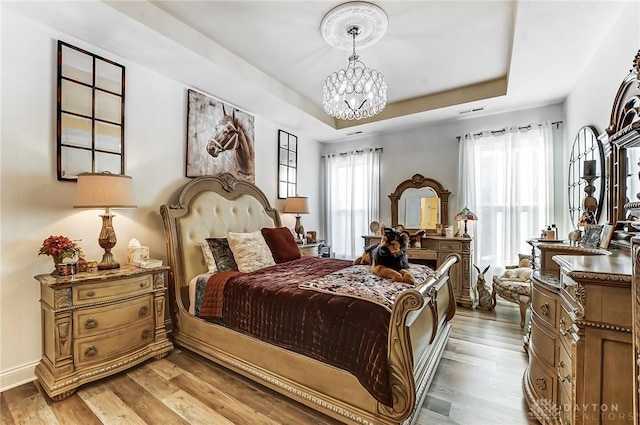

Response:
(261, 227), (301, 263)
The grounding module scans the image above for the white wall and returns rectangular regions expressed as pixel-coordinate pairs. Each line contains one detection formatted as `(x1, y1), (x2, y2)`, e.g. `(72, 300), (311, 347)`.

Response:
(0, 8), (321, 390)
(563, 1), (640, 233)
(321, 103), (565, 232)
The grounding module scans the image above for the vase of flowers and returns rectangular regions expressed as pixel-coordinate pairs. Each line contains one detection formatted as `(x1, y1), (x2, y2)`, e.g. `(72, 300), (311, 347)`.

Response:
(38, 235), (80, 275)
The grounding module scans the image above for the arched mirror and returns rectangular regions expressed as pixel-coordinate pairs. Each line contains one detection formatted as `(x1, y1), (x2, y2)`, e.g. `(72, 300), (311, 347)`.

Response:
(568, 125), (605, 227)
(389, 174), (450, 232)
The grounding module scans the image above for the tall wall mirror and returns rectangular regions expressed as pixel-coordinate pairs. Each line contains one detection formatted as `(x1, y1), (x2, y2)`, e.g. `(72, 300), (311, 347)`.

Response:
(567, 125), (605, 227)
(389, 174), (450, 232)
(603, 49), (640, 249)
(57, 41), (125, 181)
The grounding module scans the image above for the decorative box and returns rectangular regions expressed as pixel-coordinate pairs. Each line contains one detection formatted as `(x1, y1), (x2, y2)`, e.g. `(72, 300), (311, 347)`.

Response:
(127, 246), (149, 264)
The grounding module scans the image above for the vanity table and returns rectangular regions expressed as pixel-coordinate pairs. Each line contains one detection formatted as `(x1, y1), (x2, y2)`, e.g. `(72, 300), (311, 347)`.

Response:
(366, 174), (474, 307)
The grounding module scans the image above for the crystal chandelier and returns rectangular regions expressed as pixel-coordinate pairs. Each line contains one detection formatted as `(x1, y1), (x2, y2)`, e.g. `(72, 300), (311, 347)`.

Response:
(320, 1), (388, 120)
(323, 26), (387, 120)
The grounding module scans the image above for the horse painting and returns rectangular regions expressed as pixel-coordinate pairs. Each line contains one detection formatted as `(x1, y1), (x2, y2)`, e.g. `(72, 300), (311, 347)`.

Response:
(187, 89), (255, 182)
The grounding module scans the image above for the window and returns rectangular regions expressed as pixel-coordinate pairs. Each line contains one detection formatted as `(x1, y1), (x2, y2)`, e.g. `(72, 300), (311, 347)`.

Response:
(322, 148), (380, 259)
(57, 41), (125, 181)
(459, 123), (556, 269)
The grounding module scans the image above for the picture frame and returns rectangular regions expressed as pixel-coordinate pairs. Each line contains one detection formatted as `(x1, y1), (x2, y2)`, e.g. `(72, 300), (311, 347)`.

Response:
(186, 89), (255, 182)
(599, 224), (615, 248)
(581, 224), (603, 247)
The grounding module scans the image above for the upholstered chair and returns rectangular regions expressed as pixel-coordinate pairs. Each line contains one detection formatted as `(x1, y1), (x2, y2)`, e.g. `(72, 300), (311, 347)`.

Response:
(492, 257), (532, 328)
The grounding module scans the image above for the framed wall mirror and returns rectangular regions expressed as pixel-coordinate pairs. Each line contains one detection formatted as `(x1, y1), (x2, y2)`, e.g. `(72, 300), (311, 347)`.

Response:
(567, 125), (605, 227)
(277, 130), (297, 199)
(389, 174), (451, 232)
(57, 41), (125, 181)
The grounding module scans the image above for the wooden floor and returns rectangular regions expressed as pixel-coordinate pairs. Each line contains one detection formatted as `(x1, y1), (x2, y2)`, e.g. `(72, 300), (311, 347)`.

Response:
(1, 301), (536, 425)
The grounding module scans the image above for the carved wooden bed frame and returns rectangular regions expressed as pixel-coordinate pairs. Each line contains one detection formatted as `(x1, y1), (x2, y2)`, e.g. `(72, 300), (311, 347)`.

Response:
(160, 174), (458, 425)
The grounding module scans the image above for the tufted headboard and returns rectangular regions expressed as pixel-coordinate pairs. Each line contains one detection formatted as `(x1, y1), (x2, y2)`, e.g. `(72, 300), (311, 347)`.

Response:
(160, 174), (281, 297)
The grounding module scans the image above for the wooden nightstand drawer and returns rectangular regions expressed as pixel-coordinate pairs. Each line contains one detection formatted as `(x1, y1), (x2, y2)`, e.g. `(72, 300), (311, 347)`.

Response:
(73, 295), (153, 338)
(73, 274), (153, 305)
(557, 344), (573, 400)
(531, 284), (557, 329)
(528, 350), (556, 402)
(74, 319), (154, 366)
(299, 243), (320, 257)
(530, 318), (557, 369)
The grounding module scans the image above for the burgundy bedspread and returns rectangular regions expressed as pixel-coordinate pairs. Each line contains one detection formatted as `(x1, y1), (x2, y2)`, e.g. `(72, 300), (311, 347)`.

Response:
(198, 256), (395, 407)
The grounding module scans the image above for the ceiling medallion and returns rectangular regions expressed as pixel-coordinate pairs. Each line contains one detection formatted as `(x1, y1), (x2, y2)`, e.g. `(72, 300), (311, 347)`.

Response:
(321, 2), (388, 120)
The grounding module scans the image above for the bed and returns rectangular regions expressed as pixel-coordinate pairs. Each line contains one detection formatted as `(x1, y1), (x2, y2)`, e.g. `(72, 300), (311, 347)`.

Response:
(160, 173), (458, 425)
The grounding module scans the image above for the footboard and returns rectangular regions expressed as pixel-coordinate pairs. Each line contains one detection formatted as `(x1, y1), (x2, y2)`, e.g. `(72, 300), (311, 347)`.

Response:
(381, 254), (459, 424)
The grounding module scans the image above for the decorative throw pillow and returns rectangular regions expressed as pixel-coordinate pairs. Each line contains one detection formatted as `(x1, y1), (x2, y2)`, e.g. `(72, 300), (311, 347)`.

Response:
(261, 227), (301, 263)
(205, 238), (238, 272)
(227, 230), (276, 273)
(199, 240), (218, 273)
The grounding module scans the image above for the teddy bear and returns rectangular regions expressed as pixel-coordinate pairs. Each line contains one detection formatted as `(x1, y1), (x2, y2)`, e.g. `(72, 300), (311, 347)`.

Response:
(354, 227), (415, 283)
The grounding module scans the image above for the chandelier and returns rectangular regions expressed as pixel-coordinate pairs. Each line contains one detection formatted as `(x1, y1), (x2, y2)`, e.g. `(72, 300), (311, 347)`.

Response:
(321, 2), (388, 120)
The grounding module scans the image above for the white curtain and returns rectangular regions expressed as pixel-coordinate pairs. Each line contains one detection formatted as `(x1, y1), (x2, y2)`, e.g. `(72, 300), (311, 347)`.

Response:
(322, 148), (380, 259)
(458, 122), (555, 272)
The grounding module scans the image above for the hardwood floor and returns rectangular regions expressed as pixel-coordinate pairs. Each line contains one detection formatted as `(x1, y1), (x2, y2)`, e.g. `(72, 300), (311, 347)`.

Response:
(1, 301), (536, 425)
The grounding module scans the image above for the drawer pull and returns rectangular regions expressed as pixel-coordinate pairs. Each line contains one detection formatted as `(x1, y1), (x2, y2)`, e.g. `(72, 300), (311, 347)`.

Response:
(139, 306), (150, 316)
(560, 322), (578, 337)
(86, 291), (95, 297)
(539, 302), (550, 316)
(534, 377), (547, 391)
(140, 282), (148, 288)
(84, 318), (98, 329)
(142, 329), (151, 339)
(85, 345), (97, 357)
(557, 361), (571, 383)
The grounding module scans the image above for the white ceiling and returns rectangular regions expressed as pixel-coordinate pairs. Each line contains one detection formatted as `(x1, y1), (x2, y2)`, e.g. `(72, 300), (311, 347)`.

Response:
(4, 1), (630, 142)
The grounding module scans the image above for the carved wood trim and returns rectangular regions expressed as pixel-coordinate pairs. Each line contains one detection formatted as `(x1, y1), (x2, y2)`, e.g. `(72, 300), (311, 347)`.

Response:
(389, 174), (451, 229)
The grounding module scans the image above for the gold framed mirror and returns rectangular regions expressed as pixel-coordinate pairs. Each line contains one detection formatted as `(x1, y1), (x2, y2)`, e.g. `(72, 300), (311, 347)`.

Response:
(389, 174), (450, 232)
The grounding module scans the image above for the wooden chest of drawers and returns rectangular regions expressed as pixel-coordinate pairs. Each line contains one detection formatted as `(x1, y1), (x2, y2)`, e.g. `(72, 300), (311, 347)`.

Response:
(524, 254), (633, 425)
(34, 265), (173, 400)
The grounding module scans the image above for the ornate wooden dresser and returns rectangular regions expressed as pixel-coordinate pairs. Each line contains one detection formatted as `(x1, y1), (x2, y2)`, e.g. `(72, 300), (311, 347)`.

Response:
(525, 253), (633, 424)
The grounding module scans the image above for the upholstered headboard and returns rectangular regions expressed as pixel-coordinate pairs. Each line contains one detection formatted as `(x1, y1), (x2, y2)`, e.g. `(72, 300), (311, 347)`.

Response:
(160, 174), (281, 292)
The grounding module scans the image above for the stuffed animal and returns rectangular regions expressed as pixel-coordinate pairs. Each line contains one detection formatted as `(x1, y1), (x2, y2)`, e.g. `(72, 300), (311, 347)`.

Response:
(474, 264), (495, 310)
(354, 228), (414, 283)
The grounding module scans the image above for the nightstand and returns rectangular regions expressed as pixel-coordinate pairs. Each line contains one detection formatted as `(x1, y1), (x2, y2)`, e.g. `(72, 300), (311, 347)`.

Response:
(298, 243), (321, 257)
(34, 265), (174, 400)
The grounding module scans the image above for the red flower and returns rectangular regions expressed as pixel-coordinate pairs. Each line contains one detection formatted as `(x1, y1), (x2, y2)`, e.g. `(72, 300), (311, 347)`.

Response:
(38, 235), (78, 258)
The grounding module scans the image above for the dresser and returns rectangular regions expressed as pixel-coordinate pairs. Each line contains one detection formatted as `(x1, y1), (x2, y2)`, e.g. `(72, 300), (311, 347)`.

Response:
(362, 234), (473, 307)
(34, 265), (174, 400)
(524, 253), (633, 424)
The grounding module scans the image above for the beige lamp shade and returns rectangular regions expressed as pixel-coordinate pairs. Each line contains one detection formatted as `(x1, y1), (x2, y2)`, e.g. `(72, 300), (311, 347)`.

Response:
(74, 173), (137, 208)
(283, 196), (310, 215)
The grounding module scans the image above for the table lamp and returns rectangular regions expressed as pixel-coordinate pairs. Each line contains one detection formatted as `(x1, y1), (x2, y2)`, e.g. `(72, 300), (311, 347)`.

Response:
(74, 172), (137, 270)
(454, 206), (477, 238)
(283, 196), (309, 243)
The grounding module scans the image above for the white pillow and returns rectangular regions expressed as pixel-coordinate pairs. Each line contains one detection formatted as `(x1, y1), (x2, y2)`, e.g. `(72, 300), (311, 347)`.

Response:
(199, 240), (218, 273)
(227, 230), (275, 273)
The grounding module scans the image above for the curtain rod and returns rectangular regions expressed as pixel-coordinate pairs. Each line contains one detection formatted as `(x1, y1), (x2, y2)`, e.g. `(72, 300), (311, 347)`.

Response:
(321, 147), (383, 158)
(456, 120), (563, 142)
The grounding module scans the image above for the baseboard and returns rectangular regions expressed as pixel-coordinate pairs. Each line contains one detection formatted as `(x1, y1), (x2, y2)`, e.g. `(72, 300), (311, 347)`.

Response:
(0, 361), (38, 392)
